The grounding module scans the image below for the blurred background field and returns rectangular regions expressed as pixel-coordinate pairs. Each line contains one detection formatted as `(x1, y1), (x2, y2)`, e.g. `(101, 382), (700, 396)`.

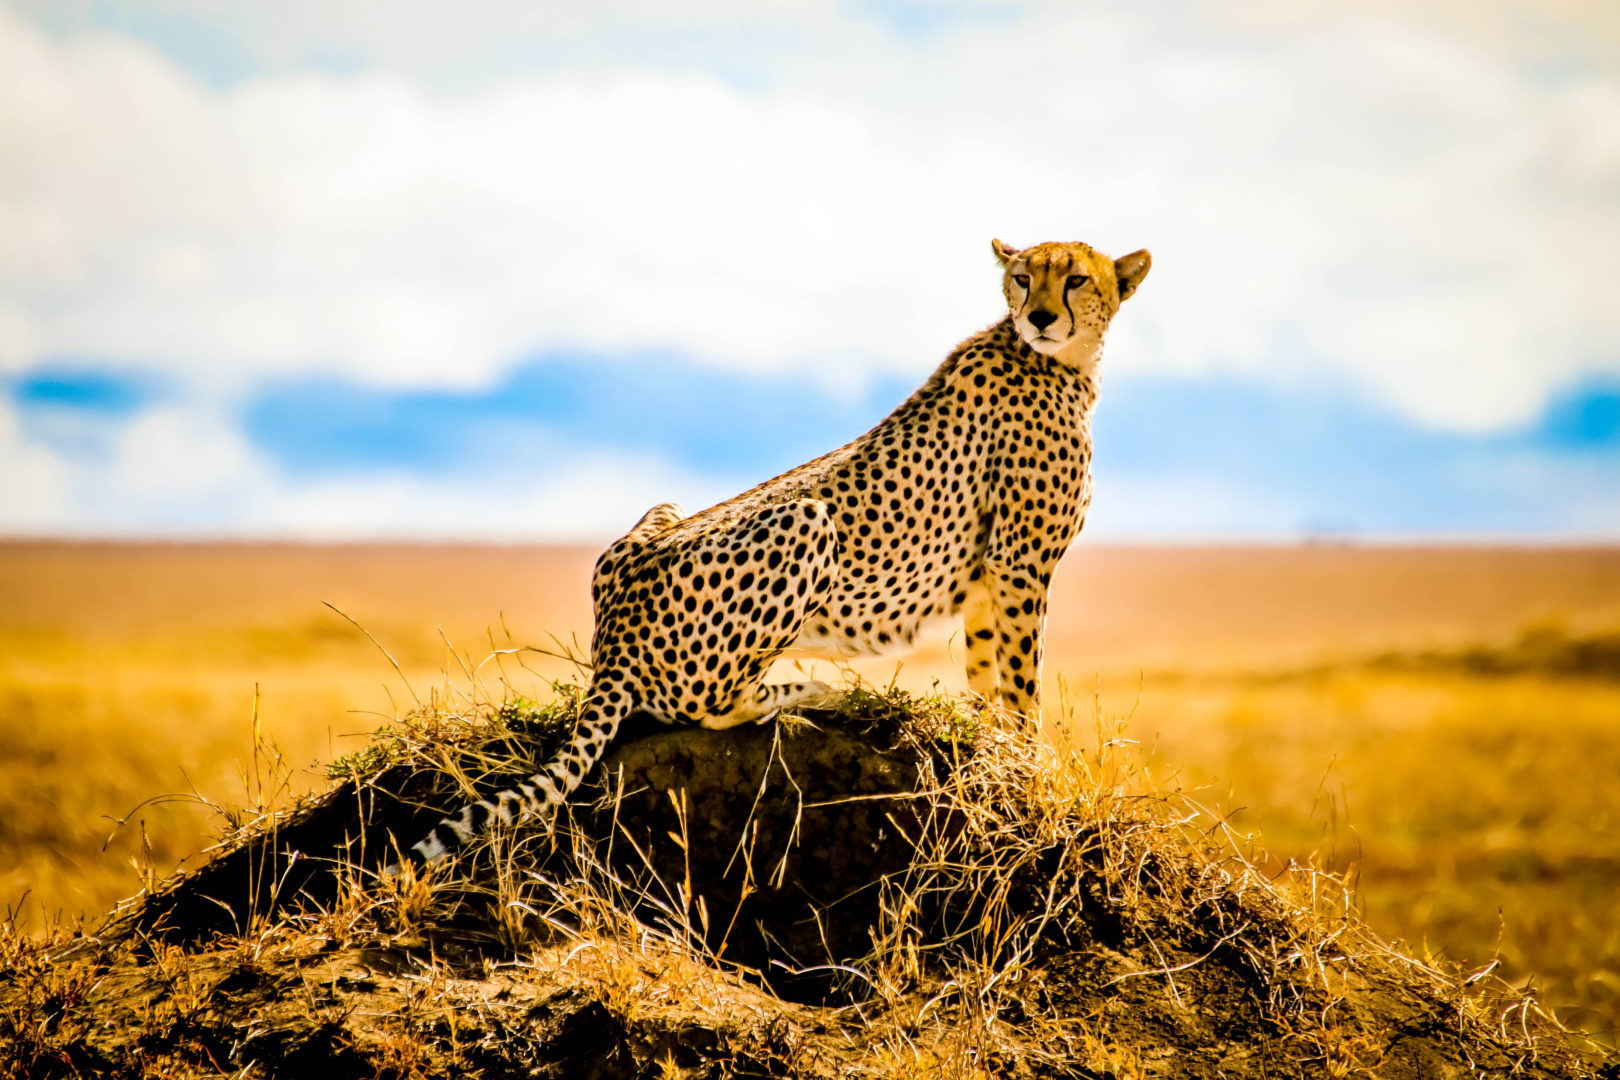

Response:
(2, 540), (1617, 1046)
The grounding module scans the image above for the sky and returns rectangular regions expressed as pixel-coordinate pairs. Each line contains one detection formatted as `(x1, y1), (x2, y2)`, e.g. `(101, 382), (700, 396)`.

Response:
(1, 0), (1618, 541)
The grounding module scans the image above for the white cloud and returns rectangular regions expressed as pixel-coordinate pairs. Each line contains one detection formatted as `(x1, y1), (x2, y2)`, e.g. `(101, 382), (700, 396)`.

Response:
(1085, 467), (1298, 540)
(2, 0), (1619, 439)
(231, 455), (733, 544)
(0, 399), (76, 528)
(0, 7), (1011, 396)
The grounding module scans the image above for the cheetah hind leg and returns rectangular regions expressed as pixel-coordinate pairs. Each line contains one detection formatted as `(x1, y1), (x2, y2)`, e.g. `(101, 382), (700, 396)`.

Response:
(701, 680), (839, 731)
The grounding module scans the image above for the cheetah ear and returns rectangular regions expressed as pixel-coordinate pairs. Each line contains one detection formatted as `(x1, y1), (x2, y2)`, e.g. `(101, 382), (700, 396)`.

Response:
(991, 238), (1020, 268)
(1114, 249), (1151, 302)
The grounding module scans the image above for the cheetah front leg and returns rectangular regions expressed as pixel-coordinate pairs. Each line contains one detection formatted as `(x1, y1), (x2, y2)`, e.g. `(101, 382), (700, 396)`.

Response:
(961, 566), (1001, 701)
(987, 560), (1049, 725)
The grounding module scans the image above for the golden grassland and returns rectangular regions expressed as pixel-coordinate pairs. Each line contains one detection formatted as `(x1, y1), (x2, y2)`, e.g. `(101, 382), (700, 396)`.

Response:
(2, 540), (1618, 1046)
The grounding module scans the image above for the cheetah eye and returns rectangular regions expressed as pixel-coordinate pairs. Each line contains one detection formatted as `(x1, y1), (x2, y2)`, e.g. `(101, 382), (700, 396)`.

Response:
(1066, 275), (1088, 290)
(1013, 274), (1030, 288)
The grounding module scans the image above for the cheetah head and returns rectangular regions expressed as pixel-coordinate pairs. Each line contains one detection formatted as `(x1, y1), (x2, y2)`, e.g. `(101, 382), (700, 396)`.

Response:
(992, 239), (1151, 362)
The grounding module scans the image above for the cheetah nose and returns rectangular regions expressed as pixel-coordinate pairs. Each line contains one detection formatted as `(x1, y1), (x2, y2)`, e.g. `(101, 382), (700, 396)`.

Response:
(1028, 309), (1058, 331)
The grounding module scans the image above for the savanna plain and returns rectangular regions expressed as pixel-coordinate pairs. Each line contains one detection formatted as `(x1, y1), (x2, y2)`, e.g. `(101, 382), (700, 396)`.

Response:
(2, 540), (1618, 1050)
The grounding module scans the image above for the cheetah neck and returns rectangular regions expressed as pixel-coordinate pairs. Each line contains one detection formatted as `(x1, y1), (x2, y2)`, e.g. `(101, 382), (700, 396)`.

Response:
(1050, 334), (1105, 381)
(993, 317), (1103, 388)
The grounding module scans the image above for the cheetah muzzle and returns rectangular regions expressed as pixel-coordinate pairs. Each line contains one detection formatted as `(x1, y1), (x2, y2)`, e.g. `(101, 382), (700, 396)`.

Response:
(400, 238), (1151, 869)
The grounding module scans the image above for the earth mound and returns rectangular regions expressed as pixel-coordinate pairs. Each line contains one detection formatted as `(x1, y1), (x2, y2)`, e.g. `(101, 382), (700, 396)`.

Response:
(3, 684), (1611, 1078)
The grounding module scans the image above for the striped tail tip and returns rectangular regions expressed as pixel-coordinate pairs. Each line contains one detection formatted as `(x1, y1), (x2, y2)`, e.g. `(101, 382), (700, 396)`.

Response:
(385, 780), (555, 876)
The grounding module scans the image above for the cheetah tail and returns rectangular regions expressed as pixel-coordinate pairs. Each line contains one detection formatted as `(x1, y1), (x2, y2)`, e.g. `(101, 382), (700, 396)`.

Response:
(391, 689), (628, 872)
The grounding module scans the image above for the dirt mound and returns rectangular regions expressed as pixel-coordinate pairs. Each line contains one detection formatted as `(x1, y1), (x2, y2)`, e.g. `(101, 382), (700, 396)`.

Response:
(105, 691), (932, 982)
(3, 686), (1612, 1078)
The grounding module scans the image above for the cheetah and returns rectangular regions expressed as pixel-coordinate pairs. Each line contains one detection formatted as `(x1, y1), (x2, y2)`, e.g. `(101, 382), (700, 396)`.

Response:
(401, 239), (1151, 867)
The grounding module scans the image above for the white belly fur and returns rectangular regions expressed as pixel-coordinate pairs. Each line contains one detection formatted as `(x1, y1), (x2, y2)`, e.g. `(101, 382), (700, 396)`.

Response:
(786, 610), (963, 660)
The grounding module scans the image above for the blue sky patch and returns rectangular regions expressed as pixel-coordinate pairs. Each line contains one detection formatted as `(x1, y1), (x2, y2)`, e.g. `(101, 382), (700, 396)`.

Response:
(243, 350), (916, 486)
(844, 0), (1025, 40)
(6, 366), (162, 462)
(1535, 380), (1620, 449)
(10, 367), (156, 416)
(1093, 374), (1620, 536)
(79, 2), (259, 89)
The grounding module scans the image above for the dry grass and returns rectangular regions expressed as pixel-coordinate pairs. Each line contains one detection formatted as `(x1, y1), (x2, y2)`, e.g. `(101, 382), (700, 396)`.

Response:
(3, 540), (1619, 1054)
(1102, 651), (1620, 1049)
(1, 673), (1600, 1077)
